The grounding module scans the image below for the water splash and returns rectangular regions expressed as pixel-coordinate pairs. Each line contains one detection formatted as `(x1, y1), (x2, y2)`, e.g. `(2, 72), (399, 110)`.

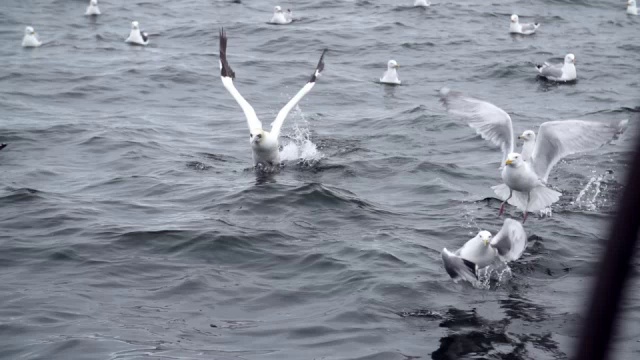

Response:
(279, 105), (323, 165)
(571, 170), (614, 211)
(474, 262), (513, 289)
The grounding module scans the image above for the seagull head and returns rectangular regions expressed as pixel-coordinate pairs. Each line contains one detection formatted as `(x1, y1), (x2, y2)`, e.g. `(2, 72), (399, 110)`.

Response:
(90, 0), (98, 5)
(565, 53), (576, 64)
(250, 129), (266, 146)
(505, 152), (523, 167)
(25, 26), (36, 35)
(518, 130), (536, 142)
(510, 14), (519, 23)
(387, 60), (400, 69)
(478, 231), (492, 246)
(131, 21), (140, 30)
(629, 0), (636, 7)
(274, 6), (283, 13)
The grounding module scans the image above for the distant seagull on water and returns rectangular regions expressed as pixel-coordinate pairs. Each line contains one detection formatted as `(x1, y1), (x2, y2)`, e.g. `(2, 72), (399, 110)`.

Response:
(22, 26), (42, 48)
(380, 60), (401, 85)
(125, 21), (149, 46)
(509, 14), (539, 35)
(269, 6), (293, 24)
(85, 0), (101, 16)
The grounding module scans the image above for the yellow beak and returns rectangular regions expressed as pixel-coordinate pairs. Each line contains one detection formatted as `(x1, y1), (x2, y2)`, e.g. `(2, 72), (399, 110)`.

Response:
(483, 239), (489, 246)
(505, 159), (513, 165)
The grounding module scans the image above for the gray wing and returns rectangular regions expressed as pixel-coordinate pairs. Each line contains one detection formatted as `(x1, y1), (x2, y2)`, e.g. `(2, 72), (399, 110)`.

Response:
(440, 88), (515, 166)
(537, 63), (563, 79)
(532, 119), (628, 182)
(441, 248), (478, 284)
(490, 218), (527, 262)
(520, 23), (539, 33)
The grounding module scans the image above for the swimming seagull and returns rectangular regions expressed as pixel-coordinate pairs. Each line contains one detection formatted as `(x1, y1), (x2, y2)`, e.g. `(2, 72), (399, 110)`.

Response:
(219, 28), (326, 169)
(509, 14), (539, 35)
(628, 0), (638, 15)
(380, 60), (401, 85)
(414, 0), (431, 7)
(441, 218), (527, 284)
(125, 21), (149, 46)
(85, 0), (101, 16)
(269, 6), (293, 24)
(22, 26), (42, 48)
(536, 53), (576, 82)
(440, 88), (627, 222)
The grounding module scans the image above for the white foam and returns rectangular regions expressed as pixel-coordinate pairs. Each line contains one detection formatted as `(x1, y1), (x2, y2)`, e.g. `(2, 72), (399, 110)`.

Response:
(278, 105), (323, 164)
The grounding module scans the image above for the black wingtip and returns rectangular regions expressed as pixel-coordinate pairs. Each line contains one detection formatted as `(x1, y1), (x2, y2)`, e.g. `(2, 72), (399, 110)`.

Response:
(309, 49), (327, 83)
(462, 259), (478, 279)
(219, 27), (235, 79)
(0, 143), (6, 151)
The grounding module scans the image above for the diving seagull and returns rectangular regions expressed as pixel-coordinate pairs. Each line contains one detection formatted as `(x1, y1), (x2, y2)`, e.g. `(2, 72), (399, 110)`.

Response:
(440, 88), (627, 222)
(125, 21), (149, 46)
(380, 60), (401, 85)
(219, 28), (326, 169)
(536, 53), (576, 82)
(269, 6), (293, 24)
(22, 26), (42, 48)
(441, 219), (527, 284)
(628, 0), (638, 15)
(85, 0), (101, 16)
(509, 14), (539, 35)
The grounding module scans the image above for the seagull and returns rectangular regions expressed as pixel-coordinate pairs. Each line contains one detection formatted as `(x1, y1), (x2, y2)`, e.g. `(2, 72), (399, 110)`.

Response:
(509, 14), (539, 35)
(628, 0), (638, 15)
(219, 29), (326, 169)
(125, 21), (149, 46)
(85, 0), (101, 16)
(414, 0), (431, 7)
(441, 219), (527, 284)
(22, 26), (42, 48)
(536, 53), (576, 82)
(269, 6), (293, 24)
(440, 88), (628, 222)
(380, 60), (401, 85)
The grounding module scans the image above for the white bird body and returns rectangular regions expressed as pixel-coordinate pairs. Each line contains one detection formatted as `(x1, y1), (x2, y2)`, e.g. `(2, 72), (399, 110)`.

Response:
(126, 21), (149, 46)
(22, 26), (42, 48)
(440, 88), (627, 220)
(628, 0), (638, 15)
(85, 0), (101, 16)
(380, 60), (401, 85)
(219, 29), (326, 169)
(441, 219), (527, 284)
(270, 6), (293, 24)
(536, 54), (576, 82)
(509, 14), (539, 35)
(414, 0), (430, 7)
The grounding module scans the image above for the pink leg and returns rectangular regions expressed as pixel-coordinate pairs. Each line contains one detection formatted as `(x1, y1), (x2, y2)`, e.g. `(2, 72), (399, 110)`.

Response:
(522, 211), (528, 223)
(499, 189), (513, 216)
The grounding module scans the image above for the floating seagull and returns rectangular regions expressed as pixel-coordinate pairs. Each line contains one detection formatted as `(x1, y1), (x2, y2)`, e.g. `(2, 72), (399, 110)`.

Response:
(440, 88), (627, 222)
(125, 21), (149, 46)
(536, 53), (576, 82)
(22, 26), (42, 48)
(414, 0), (430, 7)
(380, 60), (401, 85)
(628, 0), (638, 15)
(441, 219), (527, 284)
(269, 6), (293, 24)
(85, 0), (101, 16)
(219, 29), (326, 169)
(509, 14), (539, 35)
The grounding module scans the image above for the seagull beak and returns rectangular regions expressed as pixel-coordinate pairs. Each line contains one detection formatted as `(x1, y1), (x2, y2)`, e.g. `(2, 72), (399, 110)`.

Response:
(394, 64), (400, 69)
(483, 239), (489, 246)
(505, 159), (513, 165)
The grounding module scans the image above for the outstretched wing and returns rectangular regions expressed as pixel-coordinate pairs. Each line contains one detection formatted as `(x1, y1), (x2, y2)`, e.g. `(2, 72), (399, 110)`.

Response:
(441, 248), (478, 284)
(219, 28), (262, 131)
(440, 88), (514, 166)
(532, 119), (628, 182)
(269, 49), (327, 138)
(490, 218), (527, 262)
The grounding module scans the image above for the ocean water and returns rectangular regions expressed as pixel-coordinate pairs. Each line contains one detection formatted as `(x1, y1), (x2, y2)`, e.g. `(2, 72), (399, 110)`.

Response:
(1, 0), (639, 359)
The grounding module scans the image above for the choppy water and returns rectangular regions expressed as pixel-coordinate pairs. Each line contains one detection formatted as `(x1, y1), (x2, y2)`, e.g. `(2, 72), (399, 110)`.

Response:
(1, 0), (639, 359)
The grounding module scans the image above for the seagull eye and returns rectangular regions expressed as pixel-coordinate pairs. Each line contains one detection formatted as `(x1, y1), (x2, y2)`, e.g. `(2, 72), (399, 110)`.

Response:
(250, 134), (253, 138)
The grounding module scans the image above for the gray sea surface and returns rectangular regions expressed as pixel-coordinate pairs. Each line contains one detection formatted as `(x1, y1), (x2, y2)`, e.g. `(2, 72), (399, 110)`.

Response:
(1, 0), (639, 359)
